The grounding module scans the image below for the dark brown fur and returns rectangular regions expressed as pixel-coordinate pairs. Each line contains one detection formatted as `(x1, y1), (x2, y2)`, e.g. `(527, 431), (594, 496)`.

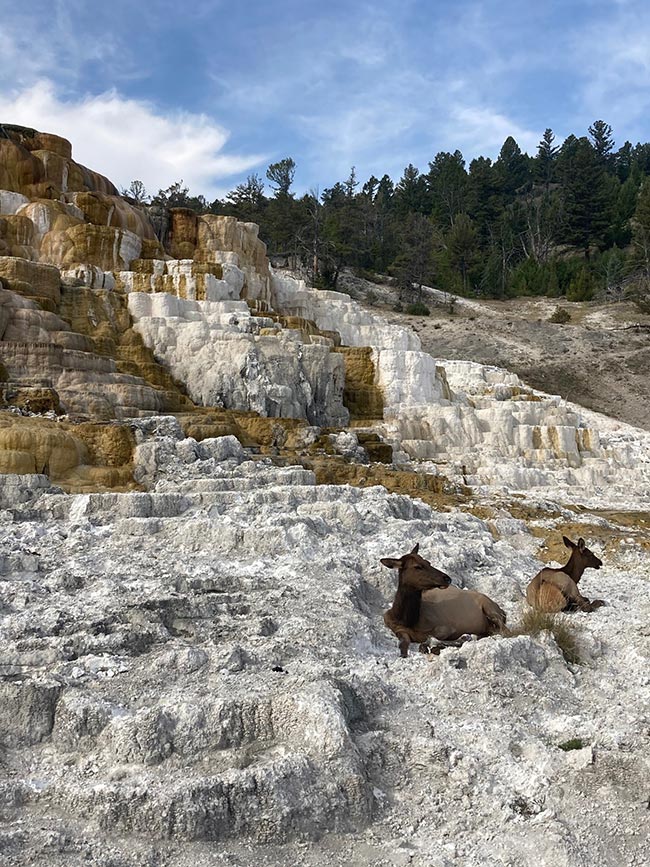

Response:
(381, 543), (452, 631)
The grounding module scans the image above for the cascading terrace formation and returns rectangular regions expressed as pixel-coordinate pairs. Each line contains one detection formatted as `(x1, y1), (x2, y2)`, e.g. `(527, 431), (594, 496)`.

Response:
(1, 123), (649, 502)
(1, 124), (650, 867)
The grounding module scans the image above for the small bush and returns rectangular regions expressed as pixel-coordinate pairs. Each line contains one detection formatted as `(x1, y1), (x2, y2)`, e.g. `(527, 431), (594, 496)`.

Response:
(354, 268), (383, 284)
(365, 289), (377, 304)
(405, 302), (430, 316)
(510, 796), (536, 817)
(510, 608), (581, 664)
(393, 301), (404, 312)
(558, 737), (586, 752)
(549, 306), (571, 324)
(566, 265), (595, 301)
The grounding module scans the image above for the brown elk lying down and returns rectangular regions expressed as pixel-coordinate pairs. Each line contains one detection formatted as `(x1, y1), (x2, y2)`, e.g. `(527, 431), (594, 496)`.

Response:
(381, 544), (507, 657)
(526, 536), (605, 613)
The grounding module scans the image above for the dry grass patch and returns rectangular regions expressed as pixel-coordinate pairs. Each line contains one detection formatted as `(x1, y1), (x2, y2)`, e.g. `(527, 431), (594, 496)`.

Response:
(509, 607), (581, 665)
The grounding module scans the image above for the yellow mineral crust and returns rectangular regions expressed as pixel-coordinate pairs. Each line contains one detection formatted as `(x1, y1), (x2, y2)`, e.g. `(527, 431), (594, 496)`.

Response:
(40, 224), (142, 271)
(0, 126), (118, 199)
(0, 215), (36, 259)
(72, 192), (157, 240)
(0, 281), (193, 419)
(0, 414), (138, 491)
(334, 346), (384, 420)
(0, 257), (61, 305)
(0, 138), (46, 198)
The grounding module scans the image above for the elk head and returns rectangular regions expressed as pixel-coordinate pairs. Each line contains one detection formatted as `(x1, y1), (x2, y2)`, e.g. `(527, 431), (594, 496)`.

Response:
(381, 543), (452, 590)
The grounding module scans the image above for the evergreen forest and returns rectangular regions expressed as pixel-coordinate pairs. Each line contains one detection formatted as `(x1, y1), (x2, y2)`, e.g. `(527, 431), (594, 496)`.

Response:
(124, 121), (650, 303)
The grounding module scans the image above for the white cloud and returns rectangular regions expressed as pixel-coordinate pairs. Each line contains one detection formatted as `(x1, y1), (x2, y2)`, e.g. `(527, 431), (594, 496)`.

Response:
(0, 80), (266, 199)
(446, 107), (541, 159)
(568, 3), (650, 137)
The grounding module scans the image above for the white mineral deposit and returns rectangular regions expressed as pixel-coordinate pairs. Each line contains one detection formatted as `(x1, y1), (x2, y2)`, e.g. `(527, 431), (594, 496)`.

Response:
(0, 125), (649, 867)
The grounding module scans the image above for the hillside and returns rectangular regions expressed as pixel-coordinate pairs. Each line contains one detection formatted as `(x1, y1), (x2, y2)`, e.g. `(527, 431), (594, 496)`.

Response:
(341, 271), (650, 431)
(1, 127), (649, 867)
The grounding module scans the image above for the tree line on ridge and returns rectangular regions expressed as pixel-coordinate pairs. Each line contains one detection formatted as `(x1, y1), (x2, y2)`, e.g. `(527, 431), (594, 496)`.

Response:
(123, 121), (650, 304)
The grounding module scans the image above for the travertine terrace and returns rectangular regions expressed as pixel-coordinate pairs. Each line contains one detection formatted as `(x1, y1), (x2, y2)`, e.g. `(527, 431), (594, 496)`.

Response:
(1, 127), (649, 866)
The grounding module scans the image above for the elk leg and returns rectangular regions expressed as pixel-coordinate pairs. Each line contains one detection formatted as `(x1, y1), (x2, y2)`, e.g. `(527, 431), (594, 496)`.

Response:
(571, 593), (602, 613)
(547, 574), (595, 613)
(577, 597), (606, 612)
(429, 635), (472, 652)
(397, 632), (411, 658)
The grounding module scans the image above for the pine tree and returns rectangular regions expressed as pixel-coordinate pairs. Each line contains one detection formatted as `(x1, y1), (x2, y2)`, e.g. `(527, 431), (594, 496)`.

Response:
(631, 179), (650, 281)
(564, 137), (612, 255)
(566, 265), (595, 301)
(225, 174), (265, 222)
(556, 135), (579, 188)
(426, 150), (468, 228)
(494, 136), (531, 200)
(266, 158), (296, 197)
(536, 129), (559, 191)
(467, 156), (498, 242)
(615, 141), (633, 181)
(588, 120), (615, 171)
(393, 164), (427, 216)
(122, 180), (149, 205)
(446, 213), (479, 293)
(391, 213), (437, 298)
(344, 166), (358, 198)
(609, 173), (638, 246)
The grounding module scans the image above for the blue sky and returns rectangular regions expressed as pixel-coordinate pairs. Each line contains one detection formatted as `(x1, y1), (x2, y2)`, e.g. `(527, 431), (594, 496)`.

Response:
(1, 0), (649, 198)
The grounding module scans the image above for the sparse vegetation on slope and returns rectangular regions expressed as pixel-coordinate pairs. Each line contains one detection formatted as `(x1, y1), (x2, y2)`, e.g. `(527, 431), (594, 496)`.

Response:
(510, 608), (581, 664)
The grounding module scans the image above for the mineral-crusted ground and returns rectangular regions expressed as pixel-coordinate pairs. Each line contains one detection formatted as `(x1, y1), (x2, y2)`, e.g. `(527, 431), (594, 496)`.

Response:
(1, 128), (649, 866)
(1, 426), (649, 866)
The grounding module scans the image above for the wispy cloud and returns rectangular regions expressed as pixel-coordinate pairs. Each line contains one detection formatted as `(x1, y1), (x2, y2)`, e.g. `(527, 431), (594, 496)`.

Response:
(0, 81), (266, 198)
(0, 2), (132, 90)
(569, 2), (650, 138)
(2, 0), (650, 198)
(445, 107), (540, 160)
(208, 1), (548, 186)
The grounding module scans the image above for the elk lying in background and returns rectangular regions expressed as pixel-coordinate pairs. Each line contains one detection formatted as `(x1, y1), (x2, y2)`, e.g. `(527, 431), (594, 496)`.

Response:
(381, 544), (507, 657)
(526, 536), (605, 613)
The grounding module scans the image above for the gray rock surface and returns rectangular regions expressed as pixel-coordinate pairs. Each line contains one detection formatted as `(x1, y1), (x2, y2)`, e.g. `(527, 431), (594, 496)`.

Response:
(0, 434), (648, 866)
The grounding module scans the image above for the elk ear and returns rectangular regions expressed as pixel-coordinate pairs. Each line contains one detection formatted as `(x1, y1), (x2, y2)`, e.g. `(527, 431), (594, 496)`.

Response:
(410, 543), (420, 555)
(380, 558), (402, 569)
(562, 536), (575, 549)
(577, 538), (586, 552)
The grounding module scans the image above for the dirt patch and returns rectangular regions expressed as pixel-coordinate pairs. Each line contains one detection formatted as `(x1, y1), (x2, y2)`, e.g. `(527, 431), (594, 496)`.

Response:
(531, 518), (650, 563)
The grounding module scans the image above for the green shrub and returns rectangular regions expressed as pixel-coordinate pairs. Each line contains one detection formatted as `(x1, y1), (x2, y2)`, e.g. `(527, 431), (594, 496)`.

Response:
(558, 737), (586, 752)
(549, 306), (571, 324)
(354, 268), (383, 284)
(566, 266), (595, 301)
(509, 608), (581, 664)
(508, 259), (562, 297)
(405, 302), (430, 316)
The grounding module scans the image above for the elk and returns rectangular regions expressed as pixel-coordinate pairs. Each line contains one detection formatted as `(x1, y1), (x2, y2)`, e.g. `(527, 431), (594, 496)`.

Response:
(381, 544), (507, 657)
(526, 536), (605, 613)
